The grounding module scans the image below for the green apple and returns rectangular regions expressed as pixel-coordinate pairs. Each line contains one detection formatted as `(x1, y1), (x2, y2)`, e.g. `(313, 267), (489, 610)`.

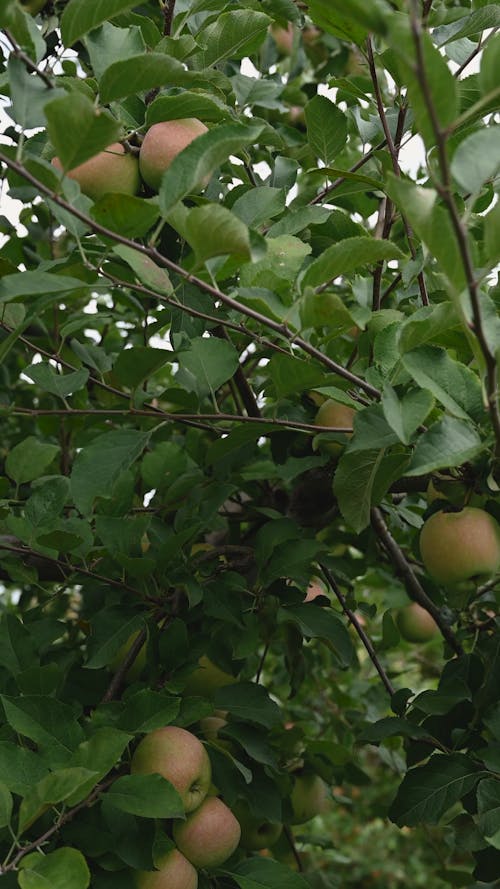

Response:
(420, 507), (500, 586)
(183, 655), (236, 699)
(52, 143), (140, 201)
(396, 603), (438, 643)
(131, 726), (211, 813)
(139, 119), (208, 191)
(314, 399), (356, 456)
(173, 796), (241, 868)
(290, 772), (329, 824)
(108, 629), (147, 683)
(136, 849), (197, 889)
(233, 799), (283, 851)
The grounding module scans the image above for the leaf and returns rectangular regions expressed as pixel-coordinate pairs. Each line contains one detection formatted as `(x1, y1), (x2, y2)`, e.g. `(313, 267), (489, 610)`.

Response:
(23, 363), (89, 398)
(158, 122), (265, 215)
(113, 347), (172, 390)
(178, 336), (240, 398)
(18, 768), (98, 833)
(117, 690), (180, 734)
(278, 604), (355, 668)
(0, 272), (86, 301)
(305, 95), (348, 165)
(0, 783), (13, 829)
(5, 437), (60, 485)
(85, 610), (144, 669)
(308, 0), (389, 42)
(85, 21), (145, 80)
(478, 778), (500, 849)
(0, 696), (84, 767)
(215, 682), (282, 728)
(45, 92), (121, 171)
(445, 5), (500, 42)
(61, 0), (139, 47)
(451, 126), (500, 194)
(406, 416), (483, 476)
(91, 194), (160, 239)
(112, 244), (173, 295)
(104, 773), (184, 819)
(401, 346), (483, 422)
(301, 237), (405, 289)
(71, 429), (151, 515)
(25, 477), (70, 529)
(99, 53), (189, 104)
(231, 187), (285, 227)
(68, 728), (132, 804)
(183, 204), (254, 265)
(381, 386), (434, 445)
(333, 449), (409, 532)
(192, 10), (271, 67)
(360, 717), (431, 744)
(389, 753), (483, 827)
(18, 848), (90, 889)
(0, 613), (37, 675)
(229, 857), (309, 889)
(146, 92), (229, 127)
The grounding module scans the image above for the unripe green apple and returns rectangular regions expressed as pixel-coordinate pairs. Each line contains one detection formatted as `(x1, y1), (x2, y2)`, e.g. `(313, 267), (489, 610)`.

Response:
(136, 849), (197, 889)
(314, 399), (356, 456)
(18, 0), (47, 14)
(396, 603), (439, 643)
(183, 655), (236, 699)
(139, 119), (208, 191)
(52, 143), (140, 202)
(420, 507), (500, 586)
(173, 796), (241, 868)
(108, 629), (147, 683)
(233, 799), (283, 851)
(290, 772), (329, 824)
(131, 726), (211, 813)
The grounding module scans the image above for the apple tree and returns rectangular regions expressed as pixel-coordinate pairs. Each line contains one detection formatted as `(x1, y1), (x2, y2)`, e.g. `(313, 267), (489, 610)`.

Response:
(1, 0), (500, 886)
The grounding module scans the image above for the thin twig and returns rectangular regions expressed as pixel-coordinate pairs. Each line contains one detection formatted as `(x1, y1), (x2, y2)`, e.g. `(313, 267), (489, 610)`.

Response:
(163, 0), (177, 36)
(3, 29), (54, 88)
(101, 626), (148, 703)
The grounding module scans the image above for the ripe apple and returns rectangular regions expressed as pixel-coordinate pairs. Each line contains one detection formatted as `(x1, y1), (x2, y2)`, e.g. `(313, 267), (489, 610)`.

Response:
(183, 655), (236, 699)
(139, 119), (208, 191)
(173, 796), (241, 868)
(136, 849), (197, 889)
(232, 799), (283, 851)
(131, 726), (211, 813)
(52, 143), (140, 202)
(270, 23), (295, 55)
(304, 576), (329, 602)
(290, 772), (329, 824)
(419, 507), (500, 585)
(314, 399), (356, 456)
(396, 603), (439, 643)
(108, 629), (147, 683)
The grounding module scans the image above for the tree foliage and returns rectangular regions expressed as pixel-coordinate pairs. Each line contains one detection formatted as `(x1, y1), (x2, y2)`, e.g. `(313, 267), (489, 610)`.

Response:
(1, 0), (500, 886)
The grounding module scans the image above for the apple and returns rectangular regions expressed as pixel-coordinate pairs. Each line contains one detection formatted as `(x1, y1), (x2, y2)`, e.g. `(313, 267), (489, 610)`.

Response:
(304, 577), (329, 603)
(139, 119), (208, 191)
(18, 0), (47, 14)
(270, 23), (295, 55)
(173, 796), (241, 868)
(314, 399), (356, 456)
(131, 726), (211, 813)
(396, 603), (439, 643)
(232, 799), (283, 851)
(419, 507), (500, 585)
(290, 772), (329, 824)
(52, 143), (140, 202)
(136, 849), (198, 889)
(183, 655), (236, 699)
(108, 629), (147, 683)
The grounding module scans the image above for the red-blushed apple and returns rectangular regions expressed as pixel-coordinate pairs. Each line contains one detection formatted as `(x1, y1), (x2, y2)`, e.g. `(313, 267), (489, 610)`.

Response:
(173, 796), (241, 868)
(420, 507), (500, 585)
(270, 23), (295, 55)
(290, 772), (330, 824)
(183, 655), (236, 699)
(136, 849), (197, 889)
(52, 143), (140, 201)
(304, 577), (329, 603)
(232, 799), (283, 851)
(131, 726), (211, 813)
(139, 119), (208, 191)
(396, 602), (439, 643)
(108, 629), (147, 683)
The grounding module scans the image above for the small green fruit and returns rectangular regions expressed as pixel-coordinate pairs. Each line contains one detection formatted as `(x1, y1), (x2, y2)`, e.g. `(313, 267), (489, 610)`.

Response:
(396, 603), (438, 643)
(420, 507), (500, 586)
(233, 799), (283, 851)
(183, 655), (236, 699)
(290, 772), (329, 824)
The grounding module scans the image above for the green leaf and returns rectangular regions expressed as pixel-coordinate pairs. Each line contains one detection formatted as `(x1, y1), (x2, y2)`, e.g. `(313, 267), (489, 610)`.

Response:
(215, 682), (282, 728)
(305, 95), (348, 165)
(381, 386), (435, 445)
(478, 778), (500, 849)
(401, 347), (483, 422)
(71, 429), (151, 515)
(25, 477), (70, 529)
(360, 717), (431, 744)
(406, 416), (483, 476)
(308, 0), (389, 42)
(301, 237), (405, 290)
(0, 743), (48, 796)
(112, 244), (173, 295)
(8, 56), (65, 129)
(480, 31), (500, 96)
(18, 768), (98, 833)
(85, 610), (144, 669)
(389, 754), (483, 827)
(0, 783), (13, 829)
(158, 123), (265, 215)
(279, 604), (355, 668)
(445, 5), (500, 42)
(99, 53), (189, 103)
(0, 696), (84, 767)
(91, 194), (160, 239)
(104, 773), (184, 819)
(181, 204), (254, 265)
(118, 690), (180, 734)
(451, 126), (500, 194)
(0, 272), (86, 301)
(5, 437), (59, 485)
(113, 347), (172, 389)
(61, 0), (140, 47)
(23, 362), (89, 398)
(192, 10), (271, 67)
(69, 728), (132, 804)
(18, 848), (90, 889)
(178, 336), (240, 398)
(229, 857), (309, 889)
(334, 449), (409, 532)
(45, 92), (121, 171)
(146, 92), (229, 127)
(85, 21), (145, 80)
